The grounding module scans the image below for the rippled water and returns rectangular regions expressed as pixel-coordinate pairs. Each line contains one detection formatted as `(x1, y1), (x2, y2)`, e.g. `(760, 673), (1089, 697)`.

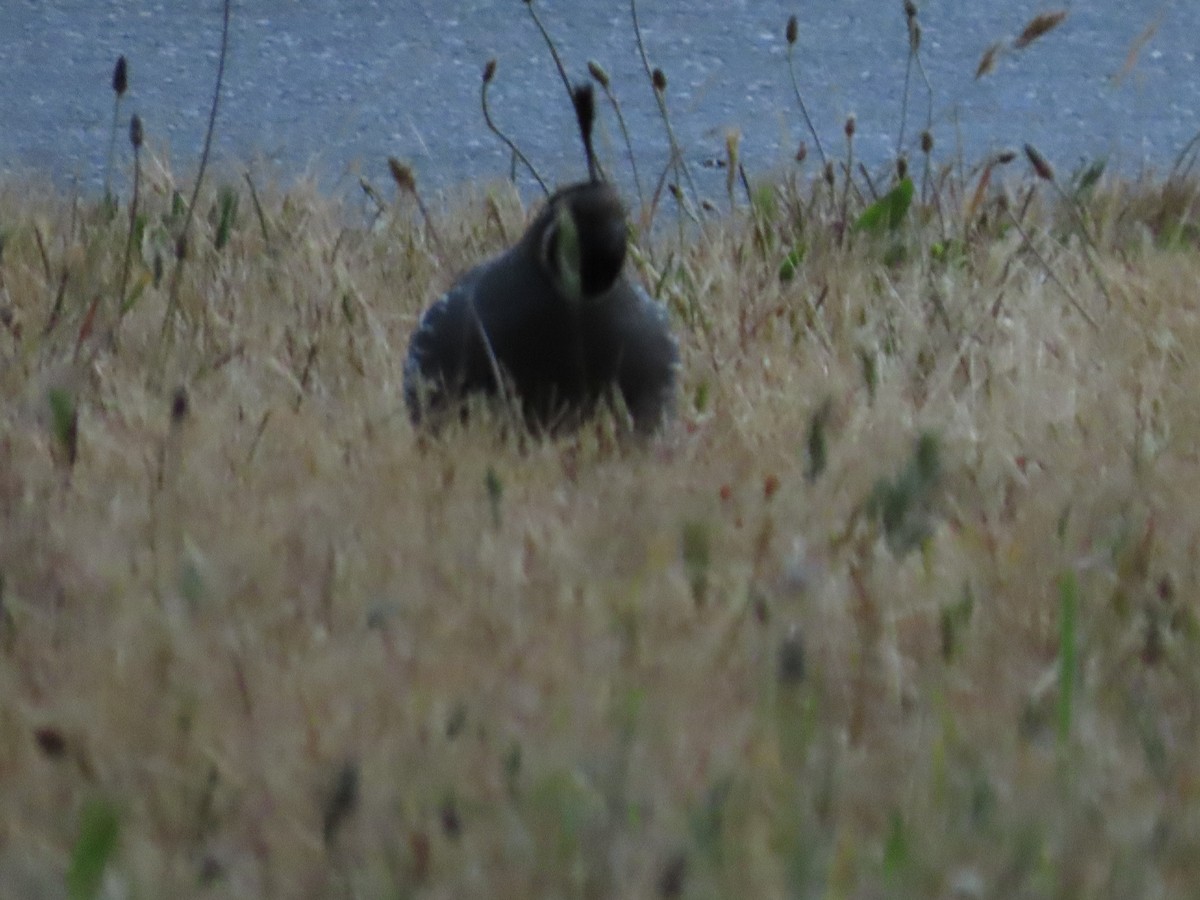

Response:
(3, 1), (1198, 200)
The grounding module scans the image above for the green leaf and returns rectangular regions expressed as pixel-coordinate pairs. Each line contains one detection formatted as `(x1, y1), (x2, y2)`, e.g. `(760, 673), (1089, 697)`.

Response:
(866, 432), (942, 558)
(119, 272), (150, 315)
(778, 243), (807, 281)
(1056, 503), (1072, 541)
(214, 186), (239, 251)
(882, 242), (908, 267)
(913, 432), (940, 485)
(100, 194), (119, 223)
(805, 397), (833, 482)
(929, 238), (967, 265)
(47, 388), (78, 465)
(940, 583), (975, 662)
(859, 348), (878, 401)
(67, 798), (119, 900)
(503, 741), (522, 799)
(681, 520), (711, 605)
(751, 183), (779, 220)
(485, 466), (503, 528)
(1156, 221), (1200, 249)
(681, 521), (710, 576)
(529, 770), (605, 860)
(1071, 157), (1106, 195)
(131, 212), (147, 250)
(852, 177), (914, 234)
(1057, 570), (1078, 746)
(883, 810), (909, 877)
(689, 776), (732, 865)
(179, 557), (205, 606)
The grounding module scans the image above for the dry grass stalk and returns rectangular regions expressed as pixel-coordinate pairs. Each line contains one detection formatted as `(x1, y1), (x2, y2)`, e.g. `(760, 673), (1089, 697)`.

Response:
(3, 164), (1199, 895)
(978, 9), (1068, 78)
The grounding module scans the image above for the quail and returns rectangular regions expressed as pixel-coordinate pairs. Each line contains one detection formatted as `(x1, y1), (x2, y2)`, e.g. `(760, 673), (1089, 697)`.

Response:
(403, 84), (678, 436)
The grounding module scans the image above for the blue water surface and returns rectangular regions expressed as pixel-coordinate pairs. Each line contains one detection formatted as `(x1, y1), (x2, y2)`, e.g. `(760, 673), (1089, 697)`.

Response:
(2, 1), (1196, 200)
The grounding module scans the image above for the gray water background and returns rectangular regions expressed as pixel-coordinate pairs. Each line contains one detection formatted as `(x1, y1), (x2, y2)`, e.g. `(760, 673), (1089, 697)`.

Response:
(3, 1), (1198, 204)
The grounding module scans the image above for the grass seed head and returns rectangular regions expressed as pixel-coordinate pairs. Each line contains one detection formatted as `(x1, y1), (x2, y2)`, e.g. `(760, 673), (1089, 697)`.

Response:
(920, 130), (933, 154)
(388, 156), (416, 194)
(482, 58), (497, 85)
(786, 15), (798, 46)
(129, 114), (143, 150)
(725, 128), (740, 167)
(112, 56), (128, 96)
(1024, 143), (1056, 181)
(975, 41), (1003, 79)
(652, 67), (667, 93)
(1014, 10), (1068, 50)
(587, 60), (610, 89)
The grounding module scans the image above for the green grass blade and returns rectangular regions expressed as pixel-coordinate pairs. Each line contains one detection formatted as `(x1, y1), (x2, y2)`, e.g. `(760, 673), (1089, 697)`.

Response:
(778, 243), (806, 281)
(67, 798), (119, 900)
(47, 388), (78, 465)
(1057, 570), (1078, 746)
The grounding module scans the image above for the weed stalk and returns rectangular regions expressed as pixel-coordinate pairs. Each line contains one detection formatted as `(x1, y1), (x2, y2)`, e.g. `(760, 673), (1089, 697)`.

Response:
(103, 56), (128, 206)
(159, 0), (232, 349)
(115, 114), (143, 331)
(785, 15), (827, 168)
(480, 59), (548, 195)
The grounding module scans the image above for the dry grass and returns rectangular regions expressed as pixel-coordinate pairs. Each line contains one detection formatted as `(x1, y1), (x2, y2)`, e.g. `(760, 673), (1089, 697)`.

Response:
(3, 157), (1200, 899)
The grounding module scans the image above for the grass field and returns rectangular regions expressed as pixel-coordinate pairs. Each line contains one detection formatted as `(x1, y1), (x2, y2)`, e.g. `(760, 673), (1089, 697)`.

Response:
(4, 5), (1200, 896)
(3, 147), (1200, 898)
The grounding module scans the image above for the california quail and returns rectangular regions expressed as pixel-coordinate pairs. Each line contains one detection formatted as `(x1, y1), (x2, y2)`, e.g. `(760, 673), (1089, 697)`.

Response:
(403, 86), (678, 436)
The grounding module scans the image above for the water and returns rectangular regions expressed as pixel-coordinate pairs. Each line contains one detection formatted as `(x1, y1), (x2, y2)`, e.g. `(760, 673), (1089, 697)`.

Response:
(2, 1), (1197, 201)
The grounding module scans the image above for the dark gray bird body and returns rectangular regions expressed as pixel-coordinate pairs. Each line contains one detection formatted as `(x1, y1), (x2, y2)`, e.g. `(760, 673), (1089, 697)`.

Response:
(403, 181), (678, 435)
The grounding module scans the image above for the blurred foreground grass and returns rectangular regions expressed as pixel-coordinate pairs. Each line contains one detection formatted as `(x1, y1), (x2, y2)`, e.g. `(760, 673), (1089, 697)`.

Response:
(2, 161), (1200, 897)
